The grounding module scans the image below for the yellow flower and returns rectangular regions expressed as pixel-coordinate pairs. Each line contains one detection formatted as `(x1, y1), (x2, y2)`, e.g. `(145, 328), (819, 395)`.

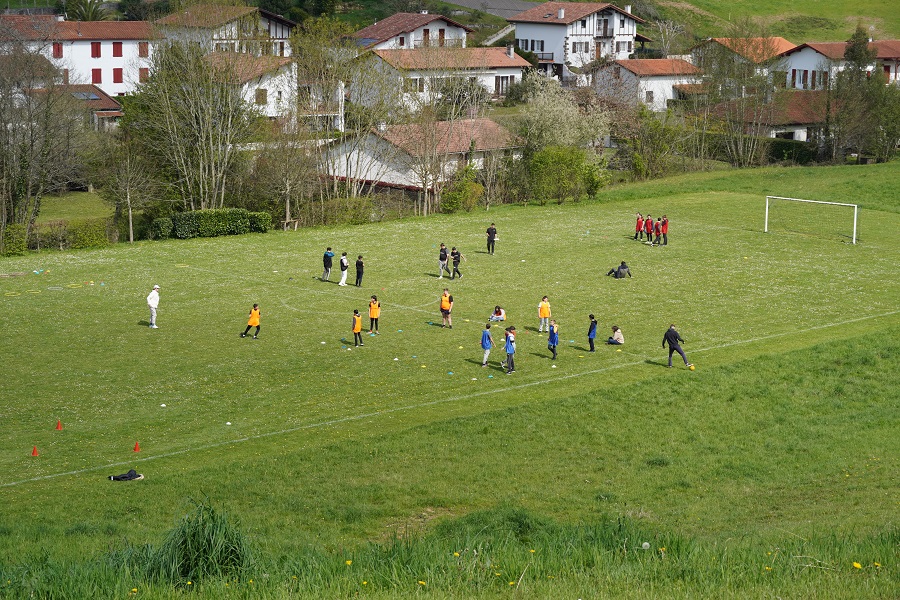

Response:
(853, 562), (862, 569)
(764, 566), (772, 571)
(292, 576), (297, 580)
(874, 562), (881, 568)
(509, 581), (515, 586)
(249, 579), (253, 583)
(453, 552), (460, 557)
(659, 547), (666, 553)
(418, 580), (426, 586)
(131, 589), (138, 593)
(363, 581), (368, 585)
(530, 549), (536, 553)
(346, 560), (352, 566)
(187, 581), (192, 585)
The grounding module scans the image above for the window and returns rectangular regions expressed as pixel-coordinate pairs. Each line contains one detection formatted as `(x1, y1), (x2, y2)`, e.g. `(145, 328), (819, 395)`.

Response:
(139, 67), (149, 82)
(580, 19), (587, 29)
(399, 36), (405, 47)
(620, 18), (625, 29)
(113, 42), (122, 57)
(645, 90), (654, 104)
(439, 28), (445, 47)
(811, 70), (817, 89)
(423, 28), (430, 45)
(278, 42), (285, 56)
(821, 71), (828, 88)
(616, 41), (623, 53)
(628, 41), (632, 53)
(91, 42), (101, 58)
(138, 41), (149, 57)
(403, 77), (425, 93)
(255, 88), (268, 105)
(92, 68), (102, 84)
(62, 68), (69, 84)
(494, 75), (515, 95)
(52, 42), (63, 58)
(613, 66), (621, 79)
(538, 40), (544, 52)
(113, 68), (123, 83)
(802, 70), (809, 87)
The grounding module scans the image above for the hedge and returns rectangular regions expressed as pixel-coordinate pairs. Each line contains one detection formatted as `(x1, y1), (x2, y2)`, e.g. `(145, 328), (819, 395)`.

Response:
(2, 224), (28, 256)
(150, 217), (174, 240)
(767, 138), (819, 165)
(248, 211), (271, 233)
(171, 209), (252, 239)
(70, 219), (111, 249)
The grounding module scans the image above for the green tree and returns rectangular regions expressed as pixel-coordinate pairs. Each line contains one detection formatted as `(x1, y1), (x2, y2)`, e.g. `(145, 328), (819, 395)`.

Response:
(528, 146), (601, 205)
(826, 25), (878, 160)
(65, 0), (110, 21)
(441, 164), (483, 213)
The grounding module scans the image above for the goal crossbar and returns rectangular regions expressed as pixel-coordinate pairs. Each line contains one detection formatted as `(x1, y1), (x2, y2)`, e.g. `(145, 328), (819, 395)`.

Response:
(765, 196), (858, 244)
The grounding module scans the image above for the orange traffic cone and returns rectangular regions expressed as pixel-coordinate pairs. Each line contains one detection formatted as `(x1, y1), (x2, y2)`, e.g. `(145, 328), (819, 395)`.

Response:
(56, 420), (63, 431)
(133, 442), (141, 452)
(32, 446), (39, 457)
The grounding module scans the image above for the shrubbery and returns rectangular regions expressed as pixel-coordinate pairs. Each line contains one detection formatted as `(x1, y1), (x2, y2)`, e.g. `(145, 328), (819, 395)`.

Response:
(171, 209), (257, 239)
(248, 211), (271, 233)
(69, 219), (111, 249)
(1, 224), (27, 256)
(150, 217), (174, 240)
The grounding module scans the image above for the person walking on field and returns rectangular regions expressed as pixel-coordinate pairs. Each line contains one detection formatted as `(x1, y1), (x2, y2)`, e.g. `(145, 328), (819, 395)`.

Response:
(643, 214), (653, 243)
(438, 243), (451, 278)
(547, 319), (559, 360)
(450, 247), (465, 280)
(486, 223), (497, 255)
(338, 252), (349, 286)
(587, 314), (598, 352)
(368, 295), (381, 334)
(663, 324), (693, 368)
(352, 309), (364, 347)
(355, 255), (364, 287)
(241, 303), (261, 339)
(480, 323), (495, 367)
(147, 284), (160, 329)
(322, 247), (334, 281)
(538, 296), (551, 333)
(634, 213), (644, 240)
(440, 288), (453, 328)
(653, 218), (662, 246)
(661, 215), (669, 246)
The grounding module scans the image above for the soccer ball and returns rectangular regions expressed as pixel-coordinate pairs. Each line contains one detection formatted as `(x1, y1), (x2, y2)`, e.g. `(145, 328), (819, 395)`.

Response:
(689, 365), (695, 371)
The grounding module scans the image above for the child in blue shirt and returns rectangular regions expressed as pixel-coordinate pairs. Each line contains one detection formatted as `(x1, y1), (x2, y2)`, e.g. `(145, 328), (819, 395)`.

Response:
(547, 319), (559, 360)
(588, 314), (597, 352)
(481, 324), (495, 367)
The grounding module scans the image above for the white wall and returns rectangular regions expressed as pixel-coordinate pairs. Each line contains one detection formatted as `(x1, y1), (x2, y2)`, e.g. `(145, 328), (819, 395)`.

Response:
(370, 20), (468, 50)
(594, 66), (697, 111)
(45, 39), (151, 97)
(242, 63), (297, 119)
(782, 47), (839, 89)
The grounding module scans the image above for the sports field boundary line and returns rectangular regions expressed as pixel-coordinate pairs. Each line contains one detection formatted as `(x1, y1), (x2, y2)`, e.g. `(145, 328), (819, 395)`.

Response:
(3, 309), (898, 489)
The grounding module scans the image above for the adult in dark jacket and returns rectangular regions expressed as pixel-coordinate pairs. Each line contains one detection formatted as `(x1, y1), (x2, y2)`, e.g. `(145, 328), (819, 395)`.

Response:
(662, 324), (693, 368)
(322, 247), (335, 281)
(606, 261), (632, 278)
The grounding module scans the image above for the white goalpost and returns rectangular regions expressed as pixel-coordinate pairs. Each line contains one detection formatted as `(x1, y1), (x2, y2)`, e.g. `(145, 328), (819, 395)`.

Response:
(765, 196), (859, 244)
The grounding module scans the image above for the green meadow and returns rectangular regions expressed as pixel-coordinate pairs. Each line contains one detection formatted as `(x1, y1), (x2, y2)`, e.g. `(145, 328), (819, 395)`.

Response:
(0, 163), (898, 597)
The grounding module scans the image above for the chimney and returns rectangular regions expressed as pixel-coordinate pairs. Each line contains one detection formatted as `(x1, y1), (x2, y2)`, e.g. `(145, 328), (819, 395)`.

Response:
(506, 44), (514, 58)
(420, 10), (428, 14)
(557, 8), (565, 19)
(625, 5), (632, 14)
(376, 121), (386, 132)
(56, 14), (65, 21)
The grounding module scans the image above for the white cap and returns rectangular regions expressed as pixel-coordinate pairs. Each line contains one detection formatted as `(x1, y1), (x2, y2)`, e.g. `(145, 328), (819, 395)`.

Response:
(153, 284), (160, 289)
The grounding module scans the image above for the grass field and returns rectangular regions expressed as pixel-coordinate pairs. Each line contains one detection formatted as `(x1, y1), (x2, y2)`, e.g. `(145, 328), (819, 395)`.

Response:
(35, 191), (111, 224)
(0, 163), (898, 597)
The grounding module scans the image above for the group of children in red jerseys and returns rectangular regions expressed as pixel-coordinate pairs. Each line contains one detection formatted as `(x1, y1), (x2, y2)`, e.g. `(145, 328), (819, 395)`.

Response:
(634, 213), (668, 246)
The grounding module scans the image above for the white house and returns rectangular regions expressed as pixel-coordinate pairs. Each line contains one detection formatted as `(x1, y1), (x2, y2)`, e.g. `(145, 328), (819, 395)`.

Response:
(325, 117), (520, 192)
(779, 40), (900, 89)
(507, 1), (646, 84)
(593, 58), (700, 111)
(156, 4), (295, 57)
(366, 46), (530, 110)
(62, 84), (123, 131)
(0, 15), (154, 97)
(204, 52), (296, 119)
(352, 12), (472, 50)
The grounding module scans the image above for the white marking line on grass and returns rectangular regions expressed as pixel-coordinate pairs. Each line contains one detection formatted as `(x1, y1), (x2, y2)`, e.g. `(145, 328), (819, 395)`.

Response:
(3, 309), (898, 489)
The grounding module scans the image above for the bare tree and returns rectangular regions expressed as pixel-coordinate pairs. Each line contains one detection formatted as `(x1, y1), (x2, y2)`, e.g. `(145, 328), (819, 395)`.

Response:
(253, 115), (318, 228)
(93, 134), (160, 243)
(125, 34), (258, 211)
(654, 20), (686, 57)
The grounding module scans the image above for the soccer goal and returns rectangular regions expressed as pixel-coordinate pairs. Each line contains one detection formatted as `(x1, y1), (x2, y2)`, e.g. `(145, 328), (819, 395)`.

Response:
(764, 196), (858, 244)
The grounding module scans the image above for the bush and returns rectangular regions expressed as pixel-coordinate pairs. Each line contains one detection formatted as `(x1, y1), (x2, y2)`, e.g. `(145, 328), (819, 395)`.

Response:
(2, 224), (28, 256)
(248, 211), (271, 233)
(172, 209), (251, 239)
(147, 500), (253, 584)
(767, 138), (819, 165)
(69, 219), (111, 249)
(150, 217), (174, 240)
(172, 211), (201, 239)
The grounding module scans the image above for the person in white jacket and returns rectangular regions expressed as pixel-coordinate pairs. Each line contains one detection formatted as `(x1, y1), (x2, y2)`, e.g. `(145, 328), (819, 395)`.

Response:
(147, 285), (160, 328)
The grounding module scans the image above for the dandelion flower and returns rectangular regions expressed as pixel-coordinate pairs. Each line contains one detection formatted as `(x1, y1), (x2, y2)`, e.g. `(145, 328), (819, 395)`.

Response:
(418, 580), (426, 586)
(853, 562), (862, 569)
(509, 581), (515, 586)
(187, 581), (192, 586)
(346, 560), (352, 566)
(874, 562), (881, 568)
(132, 589), (138, 593)
(454, 552), (460, 557)
(530, 549), (536, 553)
(363, 581), (368, 585)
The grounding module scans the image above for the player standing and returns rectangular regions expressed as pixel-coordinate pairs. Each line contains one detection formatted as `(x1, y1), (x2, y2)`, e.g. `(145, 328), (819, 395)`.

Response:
(538, 296), (551, 333)
(634, 213), (644, 240)
(440, 288), (453, 328)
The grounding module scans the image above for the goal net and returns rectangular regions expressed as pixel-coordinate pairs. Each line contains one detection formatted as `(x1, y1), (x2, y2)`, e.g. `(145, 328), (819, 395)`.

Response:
(764, 196), (858, 244)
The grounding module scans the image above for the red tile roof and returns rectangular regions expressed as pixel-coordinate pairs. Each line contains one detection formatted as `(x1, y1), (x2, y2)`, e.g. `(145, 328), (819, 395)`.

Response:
(203, 51), (292, 84)
(0, 15), (153, 41)
(509, 2), (645, 25)
(156, 4), (257, 28)
(60, 84), (121, 110)
(373, 47), (530, 70)
(708, 37), (796, 63)
(353, 12), (472, 47)
(613, 58), (699, 77)
(376, 118), (519, 156)
(782, 40), (900, 60)
(714, 90), (831, 126)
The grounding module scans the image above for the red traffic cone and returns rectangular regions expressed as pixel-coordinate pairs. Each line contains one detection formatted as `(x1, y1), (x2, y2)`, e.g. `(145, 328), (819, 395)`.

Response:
(32, 446), (39, 457)
(56, 420), (63, 431)
(133, 442), (141, 452)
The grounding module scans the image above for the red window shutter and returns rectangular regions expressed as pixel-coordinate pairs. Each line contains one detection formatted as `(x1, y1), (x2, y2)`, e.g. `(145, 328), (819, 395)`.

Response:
(92, 68), (102, 84)
(139, 67), (149, 82)
(91, 42), (101, 58)
(62, 68), (69, 84)
(138, 42), (149, 57)
(113, 68), (123, 83)
(52, 42), (63, 58)
(113, 42), (123, 57)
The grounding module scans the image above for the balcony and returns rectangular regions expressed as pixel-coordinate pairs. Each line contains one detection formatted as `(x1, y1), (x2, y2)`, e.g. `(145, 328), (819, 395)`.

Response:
(595, 28), (613, 38)
(534, 52), (554, 62)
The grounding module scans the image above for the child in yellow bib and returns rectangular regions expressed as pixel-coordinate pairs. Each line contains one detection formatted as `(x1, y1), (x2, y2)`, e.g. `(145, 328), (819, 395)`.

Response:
(241, 304), (260, 339)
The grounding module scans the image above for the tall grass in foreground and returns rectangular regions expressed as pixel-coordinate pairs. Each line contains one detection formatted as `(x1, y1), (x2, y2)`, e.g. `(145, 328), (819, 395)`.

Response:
(1, 505), (895, 598)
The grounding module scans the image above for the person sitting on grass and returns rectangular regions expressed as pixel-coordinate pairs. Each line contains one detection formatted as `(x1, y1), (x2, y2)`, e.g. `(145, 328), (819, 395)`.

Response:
(606, 261), (632, 278)
(607, 325), (624, 345)
(489, 306), (506, 322)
